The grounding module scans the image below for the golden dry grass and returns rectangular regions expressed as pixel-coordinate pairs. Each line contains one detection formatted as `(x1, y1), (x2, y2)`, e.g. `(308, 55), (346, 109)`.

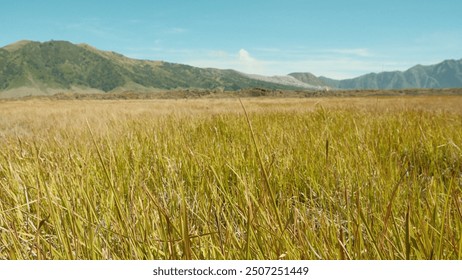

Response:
(1, 95), (461, 135)
(0, 95), (461, 259)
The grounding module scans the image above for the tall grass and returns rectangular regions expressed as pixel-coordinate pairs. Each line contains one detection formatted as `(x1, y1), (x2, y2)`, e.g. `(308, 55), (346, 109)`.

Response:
(0, 97), (461, 259)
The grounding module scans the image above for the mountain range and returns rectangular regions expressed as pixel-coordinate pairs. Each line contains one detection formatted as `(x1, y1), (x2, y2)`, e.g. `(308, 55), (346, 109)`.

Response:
(0, 40), (461, 97)
(293, 59), (462, 89)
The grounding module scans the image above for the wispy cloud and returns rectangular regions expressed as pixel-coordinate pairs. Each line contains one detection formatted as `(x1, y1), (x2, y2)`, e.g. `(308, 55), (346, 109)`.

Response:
(185, 47), (386, 78)
(327, 48), (373, 57)
(262, 58), (388, 79)
(251, 47), (373, 58)
(208, 50), (229, 58)
(165, 27), (187, 34)
(64, 18), (113, 38)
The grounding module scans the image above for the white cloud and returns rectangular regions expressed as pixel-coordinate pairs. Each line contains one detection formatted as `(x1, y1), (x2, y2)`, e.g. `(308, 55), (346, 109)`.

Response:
(238, 49), (254, 62)
(238, 49), (263, 73)
(185, 48), (266, 74)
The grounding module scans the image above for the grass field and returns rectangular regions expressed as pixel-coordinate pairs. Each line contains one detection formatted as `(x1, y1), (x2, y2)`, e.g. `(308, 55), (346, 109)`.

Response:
(0, 95), (461, 260)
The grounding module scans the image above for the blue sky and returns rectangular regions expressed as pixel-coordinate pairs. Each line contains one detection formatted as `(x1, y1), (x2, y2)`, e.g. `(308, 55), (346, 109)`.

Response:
(1, 0), (461, 79)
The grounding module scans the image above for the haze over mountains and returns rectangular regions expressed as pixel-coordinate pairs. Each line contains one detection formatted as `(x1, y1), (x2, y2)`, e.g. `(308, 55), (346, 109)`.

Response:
(0, 40), (461, 97)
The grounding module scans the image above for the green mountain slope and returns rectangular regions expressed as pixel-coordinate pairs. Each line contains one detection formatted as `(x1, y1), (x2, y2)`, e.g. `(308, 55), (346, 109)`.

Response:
(0, 40), (304, 97)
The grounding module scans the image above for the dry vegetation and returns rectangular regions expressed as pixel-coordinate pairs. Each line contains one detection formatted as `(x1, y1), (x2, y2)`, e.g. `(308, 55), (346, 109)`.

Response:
(0, 95), (461, 259)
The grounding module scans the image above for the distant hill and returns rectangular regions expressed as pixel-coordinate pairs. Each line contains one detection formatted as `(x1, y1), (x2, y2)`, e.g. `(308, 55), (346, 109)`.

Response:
(290, 59), (462, 89)
(0, 40), (312, 97)
(286, 72), (331, 87)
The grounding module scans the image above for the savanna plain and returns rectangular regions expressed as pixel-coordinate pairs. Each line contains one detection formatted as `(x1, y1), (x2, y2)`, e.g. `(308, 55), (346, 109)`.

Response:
(0, 95), (461, 260)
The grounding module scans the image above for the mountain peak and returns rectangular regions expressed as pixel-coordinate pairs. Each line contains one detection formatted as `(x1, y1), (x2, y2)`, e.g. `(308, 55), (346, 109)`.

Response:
(288, 72), (330, 87)
(3, 40), (34, 51)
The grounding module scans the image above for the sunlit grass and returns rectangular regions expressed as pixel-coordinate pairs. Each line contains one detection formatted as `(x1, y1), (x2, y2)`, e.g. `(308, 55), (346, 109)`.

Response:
(0, 96), (461, 259)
